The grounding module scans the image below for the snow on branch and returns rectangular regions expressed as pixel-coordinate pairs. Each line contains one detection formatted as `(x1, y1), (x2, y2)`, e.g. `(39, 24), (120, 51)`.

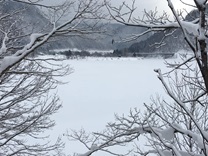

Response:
(154, 69), (208, 149)
(0, 0), (105, 76)
(70, 1), (208, 156)
(0, 32), (9, 55)
(69, 113), (208, 156)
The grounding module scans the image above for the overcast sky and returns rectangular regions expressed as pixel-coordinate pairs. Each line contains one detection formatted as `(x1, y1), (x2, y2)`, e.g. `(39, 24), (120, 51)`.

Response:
(43, 0), (194, 18)
(110, 0), (195, 16)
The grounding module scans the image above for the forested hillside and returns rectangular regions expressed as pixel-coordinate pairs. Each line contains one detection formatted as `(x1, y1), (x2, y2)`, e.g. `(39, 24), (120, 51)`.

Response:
(0, 1), (151, 53)
(114, 5), (208, 56)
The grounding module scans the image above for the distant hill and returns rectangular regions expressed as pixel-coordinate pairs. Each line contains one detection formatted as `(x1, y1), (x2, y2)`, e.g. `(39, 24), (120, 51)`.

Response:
(128, 29), (189, 53)
(0, 1), (52, 54)
(115, 5), (208, 57)
(0, 1), (151, 53)
(117, 27), (189, 56)
(49, 23), (150, 51)
(0, 1), (50, 32)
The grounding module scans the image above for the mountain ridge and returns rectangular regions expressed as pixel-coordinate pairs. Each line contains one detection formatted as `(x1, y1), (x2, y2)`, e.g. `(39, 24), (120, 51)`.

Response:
(0, 1), (151, 53)
(115, 5), (208, 56)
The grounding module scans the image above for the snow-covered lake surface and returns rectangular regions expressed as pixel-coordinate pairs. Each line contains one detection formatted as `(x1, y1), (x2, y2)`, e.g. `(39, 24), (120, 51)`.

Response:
(48, 56), (181, 155)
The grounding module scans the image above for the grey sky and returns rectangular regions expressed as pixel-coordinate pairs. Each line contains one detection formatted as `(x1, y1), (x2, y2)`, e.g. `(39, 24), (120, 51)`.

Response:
(108, 0), (194, 17)
(43, 0), (194, 17)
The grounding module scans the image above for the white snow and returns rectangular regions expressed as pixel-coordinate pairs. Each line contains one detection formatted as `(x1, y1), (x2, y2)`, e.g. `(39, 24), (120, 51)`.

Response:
(29, 51), (208, 156)
(181, 21), (199, 36)
(0, 34), (8, 54)
(27, 33), (43, 48)
(0, 56), (20, 73)
(47, 56), (174, 155)
(172, 123), (205, 150)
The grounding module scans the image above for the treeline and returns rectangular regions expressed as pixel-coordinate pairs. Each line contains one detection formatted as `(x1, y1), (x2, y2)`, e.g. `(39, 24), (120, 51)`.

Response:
(46, 49), (175, 59)
(48, 50), (120, 59)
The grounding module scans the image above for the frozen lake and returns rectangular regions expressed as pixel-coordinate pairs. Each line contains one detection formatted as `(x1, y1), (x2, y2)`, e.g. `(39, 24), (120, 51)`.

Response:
(48, 57), (177, 155)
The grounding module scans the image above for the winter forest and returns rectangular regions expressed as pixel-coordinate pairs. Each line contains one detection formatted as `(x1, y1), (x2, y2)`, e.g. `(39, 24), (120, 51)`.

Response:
(1, 0), (208, 156)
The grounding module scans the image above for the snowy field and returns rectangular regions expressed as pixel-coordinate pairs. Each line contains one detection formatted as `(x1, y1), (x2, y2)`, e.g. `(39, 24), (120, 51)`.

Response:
(47, 56), (184, 155)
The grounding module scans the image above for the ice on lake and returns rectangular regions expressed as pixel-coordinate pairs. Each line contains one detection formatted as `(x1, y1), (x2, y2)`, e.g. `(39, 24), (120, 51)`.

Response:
(46, 55), (185, 155)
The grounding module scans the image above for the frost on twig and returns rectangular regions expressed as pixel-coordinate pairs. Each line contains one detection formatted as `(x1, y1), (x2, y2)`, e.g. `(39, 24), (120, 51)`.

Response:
(69, 1), (208, 156)
(0, 0), (105, 155)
